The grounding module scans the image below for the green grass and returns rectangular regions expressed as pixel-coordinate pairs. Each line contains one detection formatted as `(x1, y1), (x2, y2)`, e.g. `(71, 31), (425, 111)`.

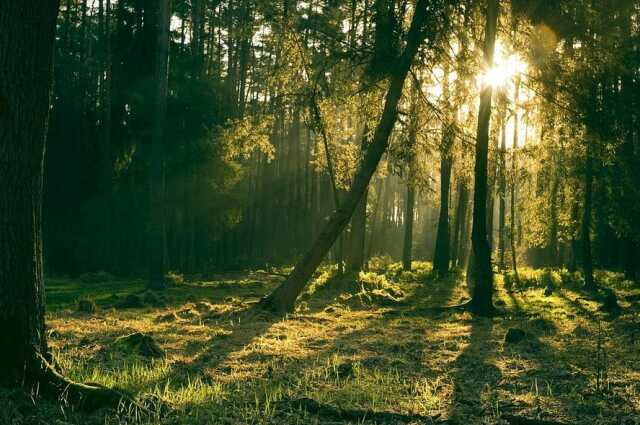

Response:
(5, 263), (640, 424)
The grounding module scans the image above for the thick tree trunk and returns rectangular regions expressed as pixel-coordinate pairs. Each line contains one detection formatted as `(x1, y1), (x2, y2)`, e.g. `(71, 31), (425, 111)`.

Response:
(0, 0), (59, 386)
(148, 0), (170, 289)
(433, 153), (452, 276)
(260, 0), (430, 313)
(0, 3), (126, 408)
(469, 0), (499, 315)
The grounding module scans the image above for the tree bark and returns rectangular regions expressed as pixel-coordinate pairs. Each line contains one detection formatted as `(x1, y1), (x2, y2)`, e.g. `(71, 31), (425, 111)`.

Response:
(0, 0), (59, 387)
(0, 3), (126, 408)
(469, 0), (499, 315)
(148, 0), (170, 290)
(260, 0), (430, 313)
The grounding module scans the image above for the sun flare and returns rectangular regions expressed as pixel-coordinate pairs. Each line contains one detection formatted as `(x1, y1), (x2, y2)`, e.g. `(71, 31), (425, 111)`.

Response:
(479, 42), (528, 88)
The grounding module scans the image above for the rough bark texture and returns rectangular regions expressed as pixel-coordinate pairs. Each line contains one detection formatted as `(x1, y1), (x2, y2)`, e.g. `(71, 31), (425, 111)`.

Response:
(469, 0), (499, 315)
(260, 0), (430, 313)
(149, 0), (170, 290)
(0, 0), (59, 387)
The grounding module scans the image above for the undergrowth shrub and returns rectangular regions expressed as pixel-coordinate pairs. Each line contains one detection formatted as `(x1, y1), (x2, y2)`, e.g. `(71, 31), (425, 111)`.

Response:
(165, 271), (185, 285)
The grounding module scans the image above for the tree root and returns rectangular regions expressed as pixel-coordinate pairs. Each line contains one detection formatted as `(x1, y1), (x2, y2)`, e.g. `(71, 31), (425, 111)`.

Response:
(501, 414), (569, 425)
(280, 397), (442, 423)
(36, 353), (133, 411)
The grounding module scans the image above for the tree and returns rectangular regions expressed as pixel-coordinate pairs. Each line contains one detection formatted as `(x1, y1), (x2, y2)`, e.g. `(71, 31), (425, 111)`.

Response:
(260, 0), (434, 313)
(468, 0), (499, 315)
(0, 1), (122, 407)
(149, 0), (171, 290)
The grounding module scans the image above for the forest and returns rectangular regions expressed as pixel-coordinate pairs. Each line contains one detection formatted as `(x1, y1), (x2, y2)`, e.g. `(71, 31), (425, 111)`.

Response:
(0, 0), (639, 424)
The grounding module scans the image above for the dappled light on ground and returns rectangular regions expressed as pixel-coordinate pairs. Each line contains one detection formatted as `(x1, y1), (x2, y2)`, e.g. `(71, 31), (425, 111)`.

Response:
(19, 262), (637, 424)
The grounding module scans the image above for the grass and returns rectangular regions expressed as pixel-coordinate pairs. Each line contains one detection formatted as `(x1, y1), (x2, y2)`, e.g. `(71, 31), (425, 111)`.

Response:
(4, 262), (640, 424)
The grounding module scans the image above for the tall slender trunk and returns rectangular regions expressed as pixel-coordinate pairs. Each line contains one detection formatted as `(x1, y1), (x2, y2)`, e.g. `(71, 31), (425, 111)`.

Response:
(498, 98), (506, 270)
(402, 181), (416, 271)
(469, 0), (499, 315)
(582, 143), (595, 290)
(509, 76), (520, 283)
(451, 180), (468, 268)
(148, 0), (170, 289)
(261, 0), (430, 313)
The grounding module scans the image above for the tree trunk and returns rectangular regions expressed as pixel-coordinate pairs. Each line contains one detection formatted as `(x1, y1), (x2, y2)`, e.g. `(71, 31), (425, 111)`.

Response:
(148, 0), (170, 290)
(346, 186), (368, 271)
(451, 181), (466, 268)
(260, 0), (430, 313)
(433, 153), (452, 276)
(0, 0), (59, 386)
(509, 76), (520, 284)
(498, 100), (506, 270)
(469, 0), (499, 315)
(0, 3), (126, 408)
(582, 144), (595, 290)
(433, 62), (453, 276)
(402, 181), (416, 271)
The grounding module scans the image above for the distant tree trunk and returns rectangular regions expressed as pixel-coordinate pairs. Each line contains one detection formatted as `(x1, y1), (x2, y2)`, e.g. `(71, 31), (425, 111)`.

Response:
(568, 200), (579, 272)
(100, 0), (114, 270)
(498, 100), (507, 270)
(346, 186), (368, 271)
(148, 0), (170, 290)
(623, 238), (637, 282)
(366, 177), (386, 263)
(402, 181), (416, 271)
(402, 83), (419, 271)
(582, 144), (595, 290)
(260, 0), (430, 313)
(469, 0), (499, 315)
(548, 169), (560, 266)
(451, 181), (468, 268)
(509, 76), (520, 284)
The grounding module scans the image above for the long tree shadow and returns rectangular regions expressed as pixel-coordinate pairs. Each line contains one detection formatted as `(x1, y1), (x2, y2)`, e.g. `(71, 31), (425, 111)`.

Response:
(447, 315), (501, 424)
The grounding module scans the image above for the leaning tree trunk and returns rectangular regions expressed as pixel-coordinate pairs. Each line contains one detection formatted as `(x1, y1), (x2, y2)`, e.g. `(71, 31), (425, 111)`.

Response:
(469, 0), (499, 315)
(260, 0), (430, 313)
(148, 0), (170, 290)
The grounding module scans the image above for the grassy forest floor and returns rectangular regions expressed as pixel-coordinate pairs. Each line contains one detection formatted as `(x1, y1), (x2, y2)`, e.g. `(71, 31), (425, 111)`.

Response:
(3, 261), (640, 425)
